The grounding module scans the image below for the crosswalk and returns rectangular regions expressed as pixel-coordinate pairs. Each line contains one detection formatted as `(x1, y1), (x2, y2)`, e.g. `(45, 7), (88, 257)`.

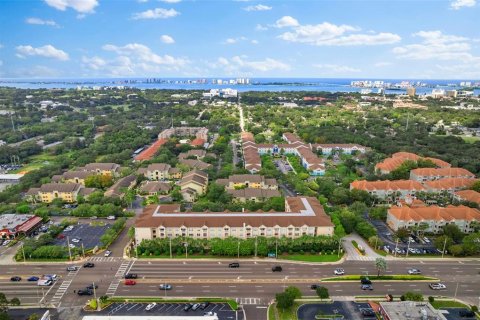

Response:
(346, 255), (376, 261)
(88, 256), (123, 262)
(106, 260), (134, 296)
(236, 297), (265, 305)
(50, 267), (81, 305)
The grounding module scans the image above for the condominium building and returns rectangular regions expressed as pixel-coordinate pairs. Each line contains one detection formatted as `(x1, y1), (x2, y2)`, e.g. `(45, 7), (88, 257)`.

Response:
(216, 174), (278, 190)
(375, 152), (450, 175)
(312, 143), (368, 155)
(135, 197), (334, 242)
(178, 170), (209, 202)
(387, 204), (480, 233)
(82, 163), (121, 177)
(350, 180), (425, 200)
(424, 177), (478, 193)
(454, 189), (480, 205)
(145, 163), (182, 180)
(51, 170), (92, 185)
(410, 167), (475, 182)
(26, 183), (95, 203)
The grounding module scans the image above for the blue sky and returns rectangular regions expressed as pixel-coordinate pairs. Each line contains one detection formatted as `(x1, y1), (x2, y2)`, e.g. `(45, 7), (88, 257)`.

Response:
(0, 0), (478, 79)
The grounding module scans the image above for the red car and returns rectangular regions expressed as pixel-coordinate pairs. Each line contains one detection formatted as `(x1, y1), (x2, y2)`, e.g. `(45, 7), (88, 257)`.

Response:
(124, 280), (136, 285)
(57, 234), (65, 239)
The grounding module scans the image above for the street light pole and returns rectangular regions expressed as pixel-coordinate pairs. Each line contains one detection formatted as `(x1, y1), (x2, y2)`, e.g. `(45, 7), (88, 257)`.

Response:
(81, 243), (85, 259)
(406, 238), (411, 257)
(185, 243), (188, 259)
(454, 282), (459, 300)
(169, 237), (172, 259)
(442, 237), (447, 258)
(237, 241), (240, 259)
(275, 239), (278, 259)
(67, 236), (72, 261)
(254, 237), (257, 258)
(394, 238), (399, 257)
(21, 243), (26, 262)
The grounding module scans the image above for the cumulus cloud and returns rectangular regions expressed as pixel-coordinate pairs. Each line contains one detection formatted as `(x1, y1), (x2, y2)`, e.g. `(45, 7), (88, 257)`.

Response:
(160, 35), (175, 44)
(16, 45), (69, 61)
(277, 18), (400, 46)
(255, 24), (268, 31)
(244, 4), (272, 11)
(374, 62), (392, 67)
(44, 0), (98, 13)
(392, 30), (477, 61)
(275, 16), (299, 28)
(450, 0), (476, 9)
(26, 17), (58, 26)
(132, 8), (179, 19)
(313, 64), (360, 73)
(224, 36), (247, 44)
(211, 55), (290, 75)
(82, 43), (189, 76)
(160, 0), (181, 3)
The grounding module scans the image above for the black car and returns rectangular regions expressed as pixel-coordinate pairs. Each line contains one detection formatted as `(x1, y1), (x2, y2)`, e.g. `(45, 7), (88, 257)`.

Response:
(10, 276), (21, 282)
(125, 273), (138, 279)
(83, 262), (95, 268)
(199, 302), (210, 310)
(272, 266), (282, 272)
(360, 277), (372, 285)
(228, 262), (240, 268)
(86, 284), (98, 290)
(77, 289), (93, 296)
(184, 303), (193, 311)
(459, 310), (475, 317)
(310, 284), (320, 290)
(362, 309), (376, 317)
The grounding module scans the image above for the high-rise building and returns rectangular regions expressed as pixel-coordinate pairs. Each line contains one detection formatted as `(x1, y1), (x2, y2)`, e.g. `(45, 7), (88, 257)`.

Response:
(406, 87), (416, 97)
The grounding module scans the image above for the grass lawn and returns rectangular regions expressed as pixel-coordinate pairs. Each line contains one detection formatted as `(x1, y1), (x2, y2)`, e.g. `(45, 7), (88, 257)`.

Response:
(278, 254), (343, 263)
(12, 151), (73, 174)
(430, 300), (469, 309)
(458, 136), (480, 144)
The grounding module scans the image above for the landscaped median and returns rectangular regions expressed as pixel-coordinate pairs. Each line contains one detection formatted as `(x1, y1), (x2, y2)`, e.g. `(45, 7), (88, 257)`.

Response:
(322, 275), (439, 282)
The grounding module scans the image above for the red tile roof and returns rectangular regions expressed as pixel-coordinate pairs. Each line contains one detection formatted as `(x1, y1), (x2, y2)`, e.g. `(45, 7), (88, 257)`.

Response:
(455, 190), (480, 204)
(351, 179), (425, 191)
(424, 178), (478, 191)
(389, 205), (480, 222)
(135, 138), (168, 161)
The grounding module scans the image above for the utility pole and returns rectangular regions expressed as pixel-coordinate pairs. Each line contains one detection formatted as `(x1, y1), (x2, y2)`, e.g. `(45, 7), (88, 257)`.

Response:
(184, 243), (188, 259)
(394, 238), (399, 257)
(67, 236), (72, 261)
(454, 282), (459, 300)
(237, 241), (240, 259)
(21, 242), (26, 262)
(442, 237), (447, 258)
(275, 239), (278, 259)
(337, 239), (342, 257)
(81, 243), (85, 259)
(406, 238), (411, 257)
(254, 237), (257, 258)
(169, 237), (172, 259)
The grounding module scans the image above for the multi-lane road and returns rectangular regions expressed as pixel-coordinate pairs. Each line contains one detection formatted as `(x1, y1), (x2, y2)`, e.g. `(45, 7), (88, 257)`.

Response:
(1, 258), (479, 313)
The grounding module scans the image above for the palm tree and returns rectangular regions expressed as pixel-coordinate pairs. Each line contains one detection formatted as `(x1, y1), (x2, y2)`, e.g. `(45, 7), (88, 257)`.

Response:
(375, 257), (387, 277)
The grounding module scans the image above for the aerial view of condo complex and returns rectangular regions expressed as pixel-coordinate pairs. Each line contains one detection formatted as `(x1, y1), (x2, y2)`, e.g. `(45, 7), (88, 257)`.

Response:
(0, 0), (479, 319)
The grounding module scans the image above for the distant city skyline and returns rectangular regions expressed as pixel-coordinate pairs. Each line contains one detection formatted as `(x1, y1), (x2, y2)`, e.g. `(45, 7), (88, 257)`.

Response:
(0, 0), (479, 79)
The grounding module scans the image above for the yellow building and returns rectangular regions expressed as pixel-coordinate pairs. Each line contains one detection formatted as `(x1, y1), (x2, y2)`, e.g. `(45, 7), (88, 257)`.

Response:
(145, 163), (182, 180)
(179, 170), (208, 202)
(26, 183), (95, 203)
(83, 163), (121, 177)
(51, 171), (92, 185)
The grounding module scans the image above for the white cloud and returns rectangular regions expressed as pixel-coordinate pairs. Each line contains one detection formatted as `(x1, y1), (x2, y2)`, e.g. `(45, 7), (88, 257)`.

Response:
(244, 4), (272, 11)
(83, 43), (189, 76)
(392, 30), (477, 61)
(251, 40), (259, 44)
(16, 45), (69, 61)
(0, 44), (3, 49)
(132, 7), (179, 19)
(450, 0), (476, 9)
(277, 19), (401, 46)
(275, 16), (299, 28)
(313, 64), (360, 73)
(0, 60), (3, 67)
(44, 0), (98, 13)
(223, 36), (247, 44)
(160, 0), (181, 3)
(255, 24), (268, 31)
(26, 17), (58, 26)
(137, 0), (149, 2)
(212, 56), (290, 74)
(160, 35), (175, 44)
(374, 62), (392, 67)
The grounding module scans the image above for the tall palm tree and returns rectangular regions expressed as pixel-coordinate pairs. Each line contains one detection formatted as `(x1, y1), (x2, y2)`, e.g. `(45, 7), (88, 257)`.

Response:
(375, 257), (387, 277)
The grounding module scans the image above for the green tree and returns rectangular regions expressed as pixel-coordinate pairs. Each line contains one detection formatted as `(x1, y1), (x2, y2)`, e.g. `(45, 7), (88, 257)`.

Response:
(461, 232), (480, 255)
(442, 224), (464, 243)
(275, 292), (294, 310)
(15, 204), (30, 214)
(316, 286), (329, 300)
(394, 227), (410, 240)
(9, 298), (20, 306)
(375, 257), (387, 277)
(368, 236), (384, 250)
(285, 286), (302, 299)
(434, 235), (453, 251)
(448, 244), (464, 256)
(127, 227), (135, 240)
(28, 314), (40, 320)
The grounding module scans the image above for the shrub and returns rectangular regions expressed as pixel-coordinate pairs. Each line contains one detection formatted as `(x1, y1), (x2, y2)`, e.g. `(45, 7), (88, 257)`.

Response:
(428, 296), (435, 304)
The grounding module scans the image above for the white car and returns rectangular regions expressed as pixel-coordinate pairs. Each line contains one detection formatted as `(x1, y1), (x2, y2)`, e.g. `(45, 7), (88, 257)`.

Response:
(423, 237), (430, 244)
(71, 238), (80, 243)
(408, 268), (421, 275)
(104, 250), (112, 257)
(145, 303), (156, 311)
(107, 216), (116, 220)
(3, 240), (11, 246)
(69, 244), (76, 248)
(334, 268), (345, 275)
(429, 283), (446, 290)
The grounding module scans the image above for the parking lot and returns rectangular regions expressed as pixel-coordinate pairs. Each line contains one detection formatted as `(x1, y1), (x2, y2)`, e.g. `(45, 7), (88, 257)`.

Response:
(274, 159), (293, 174)
(95, 302), (242, 319)
(53, 223), (111, 250)
(297, 302), (376, 320)
(441, 308), (477, 320)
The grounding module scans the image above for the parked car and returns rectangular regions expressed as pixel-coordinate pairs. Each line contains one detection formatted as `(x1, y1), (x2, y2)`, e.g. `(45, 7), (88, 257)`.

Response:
(310, 284), (320, 290)
(83, 262), (95, 268)
(191, 303), (200, 311)
(43, 274), (58, 281)
(204, 312), (215, 316)
(159, 284), (172, 290)
(71, 238), (80, 243)
(459, 310), (475, 317)
(77, 289), (93, 296)
(10, 276), (21, 281)
(184, 303), (193, 311)
(429, 283), (446, 290)
(86, 284), (98, 290)
(334, 268), (345, 275)
(104, 250), (112, 257)
(199, 302), (210, 310)
(408, 268), (421, 275)
(125, 273), (138, 279)
(124, 280), (136, 285)
(3, 240), (11, 246)
(272, 266), (282, 272)
(107, 215), (116, 220)
(362, 309), (376, 317)
(423, 237), (431, 244)
(361, 284), (373, 290)
(145, 303), (156, 311)
(67, 266), (78, 271)
(228, 262), (240, 268)
(27, 276), (39, 281)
